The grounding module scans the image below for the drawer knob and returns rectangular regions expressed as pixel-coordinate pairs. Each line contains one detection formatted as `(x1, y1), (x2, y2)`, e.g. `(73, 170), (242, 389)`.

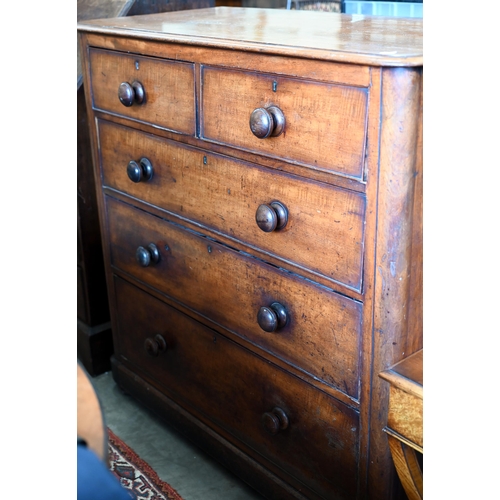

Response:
(136, 243), (160, 267)
(256, 201), (288, 232)
(127, 158), (154, 183)
(262, 407), (289, 435)
(118, 81), (145, 107)
(257, 302), (288, 332)
(249, 106), (285, 139)
(144, 334), (167, 357)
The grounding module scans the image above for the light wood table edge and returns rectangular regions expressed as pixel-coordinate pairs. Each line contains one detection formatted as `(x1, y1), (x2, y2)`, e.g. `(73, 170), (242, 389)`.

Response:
(380, 349), (423, 500)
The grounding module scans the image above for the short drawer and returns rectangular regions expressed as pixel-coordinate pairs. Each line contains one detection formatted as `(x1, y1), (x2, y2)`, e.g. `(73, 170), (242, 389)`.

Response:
(113, 276), (359, 500)
(201, 66), (368, 180)
(99, 120), (365, 291)
(387, 386), (423, 449)
(106, 196), (362, 400)
(88, 48), (195, 134)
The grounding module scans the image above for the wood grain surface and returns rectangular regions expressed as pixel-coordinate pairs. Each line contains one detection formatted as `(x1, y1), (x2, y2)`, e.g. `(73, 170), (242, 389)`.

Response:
(89, 48), (196, 134)
(98, 119), (366, 291)
(106, 196), (363, 400)
(113, 276), (360, 500)
(201, 66), (368, 179)
(77, 7), (423, 66)
(78, 9), (423, 499)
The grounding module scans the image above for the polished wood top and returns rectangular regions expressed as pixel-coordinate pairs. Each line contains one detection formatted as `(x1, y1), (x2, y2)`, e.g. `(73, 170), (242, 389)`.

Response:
(379, 349), (423, 399)
(77, 7), (422, 67)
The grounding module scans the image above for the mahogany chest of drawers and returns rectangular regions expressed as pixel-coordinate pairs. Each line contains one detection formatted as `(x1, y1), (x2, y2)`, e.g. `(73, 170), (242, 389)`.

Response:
(78, 8), (422, 499)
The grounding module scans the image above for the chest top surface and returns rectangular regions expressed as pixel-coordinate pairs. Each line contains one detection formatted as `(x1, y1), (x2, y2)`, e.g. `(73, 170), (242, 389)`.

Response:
(77, 7), (423, 66)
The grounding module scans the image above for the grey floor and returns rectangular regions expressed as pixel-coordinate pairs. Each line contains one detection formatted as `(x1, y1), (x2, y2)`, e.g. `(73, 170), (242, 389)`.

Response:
(92, 370), (265, 500)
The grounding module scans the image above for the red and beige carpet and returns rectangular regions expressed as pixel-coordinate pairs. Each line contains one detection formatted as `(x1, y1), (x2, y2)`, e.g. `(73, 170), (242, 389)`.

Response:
(108, 428), (184, 500)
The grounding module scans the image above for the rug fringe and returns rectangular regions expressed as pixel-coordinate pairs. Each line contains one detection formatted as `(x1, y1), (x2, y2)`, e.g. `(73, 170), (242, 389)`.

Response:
(108, 428), (184, 500)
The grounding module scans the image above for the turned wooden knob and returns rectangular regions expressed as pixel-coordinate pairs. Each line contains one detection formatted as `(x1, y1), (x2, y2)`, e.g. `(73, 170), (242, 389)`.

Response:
(255, 201), (288, 232)
(249, 106), (285, 139)
(144, 334), (167, 357)
(262, 407), (289, 435)
(136, 243), (160, 267)
(127, 158), (154, 183)
(118, 81), (145, 107)
(257, 302), (288, 332)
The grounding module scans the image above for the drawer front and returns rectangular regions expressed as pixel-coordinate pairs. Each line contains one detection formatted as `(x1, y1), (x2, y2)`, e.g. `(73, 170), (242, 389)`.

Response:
(201, 66), (368, 179)
(106, 196), (362, 399)
(99, 120), (365, 291)
(387, 386), (423, 449)
(88, 48), (195, 134)
(113, 276), (359, 500)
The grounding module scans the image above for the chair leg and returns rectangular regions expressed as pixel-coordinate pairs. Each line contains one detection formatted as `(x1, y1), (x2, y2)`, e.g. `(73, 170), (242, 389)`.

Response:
(387, 434), (423, 500)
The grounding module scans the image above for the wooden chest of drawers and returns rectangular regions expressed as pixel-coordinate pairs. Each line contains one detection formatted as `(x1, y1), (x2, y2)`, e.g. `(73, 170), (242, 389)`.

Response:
(78, 8), (422, 499)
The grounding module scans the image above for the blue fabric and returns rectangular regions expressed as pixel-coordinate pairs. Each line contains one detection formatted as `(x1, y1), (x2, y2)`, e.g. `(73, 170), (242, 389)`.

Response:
(77, 444), (133, 500)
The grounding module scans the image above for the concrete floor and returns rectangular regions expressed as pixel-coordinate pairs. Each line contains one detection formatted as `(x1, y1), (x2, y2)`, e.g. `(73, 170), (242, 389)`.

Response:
(92, 370), (264, 500)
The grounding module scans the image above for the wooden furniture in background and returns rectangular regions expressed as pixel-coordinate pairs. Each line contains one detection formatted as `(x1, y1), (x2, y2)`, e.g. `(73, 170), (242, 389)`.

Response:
(78, 8), (422, 499)
(288, 0), (340, 11)
(215, 0), (243, 6)
(127, 0), (214, 15)
(380, 349), (423, 500)
(77, 0), (214, 376)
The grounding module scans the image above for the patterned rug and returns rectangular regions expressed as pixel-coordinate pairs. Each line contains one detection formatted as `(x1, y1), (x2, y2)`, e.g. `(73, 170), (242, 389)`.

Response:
(108, 428), (184, 500)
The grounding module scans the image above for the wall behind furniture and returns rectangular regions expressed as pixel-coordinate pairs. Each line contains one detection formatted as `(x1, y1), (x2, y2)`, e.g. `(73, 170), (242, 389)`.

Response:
(242, 0), (287, 8)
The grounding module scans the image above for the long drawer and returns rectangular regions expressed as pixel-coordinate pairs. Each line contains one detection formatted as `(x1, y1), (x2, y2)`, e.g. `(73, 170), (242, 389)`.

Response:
(113, 275), (360, 500)
(106, 196), (363, 400)
(88, 48), (195, 134)
(98, 119), (366, 291)
(201, 66), (369, 180)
